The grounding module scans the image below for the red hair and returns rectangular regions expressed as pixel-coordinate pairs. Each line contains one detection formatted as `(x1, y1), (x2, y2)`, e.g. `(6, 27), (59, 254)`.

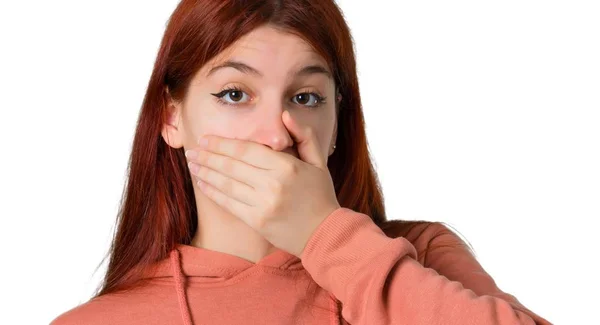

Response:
(92, 0), (436, 299)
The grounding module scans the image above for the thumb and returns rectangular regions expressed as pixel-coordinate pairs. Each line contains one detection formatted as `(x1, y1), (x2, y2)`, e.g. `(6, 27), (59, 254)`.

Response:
(282, 110), (326, 168)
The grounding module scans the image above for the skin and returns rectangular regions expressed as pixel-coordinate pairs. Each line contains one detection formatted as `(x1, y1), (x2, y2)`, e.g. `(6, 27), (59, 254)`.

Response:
(161, 25), (341, 263)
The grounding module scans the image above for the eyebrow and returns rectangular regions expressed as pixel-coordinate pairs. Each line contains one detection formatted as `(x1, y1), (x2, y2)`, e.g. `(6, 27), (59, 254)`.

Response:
(206, 60), (332, 80)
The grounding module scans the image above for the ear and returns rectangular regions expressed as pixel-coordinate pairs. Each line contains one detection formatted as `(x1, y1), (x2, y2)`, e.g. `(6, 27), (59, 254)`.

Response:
(161, 87), (185, 149)
(328, 120), (338, 156)
(328, 92), (342, 156)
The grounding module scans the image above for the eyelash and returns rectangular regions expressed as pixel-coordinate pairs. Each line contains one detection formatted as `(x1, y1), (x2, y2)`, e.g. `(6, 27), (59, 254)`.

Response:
(210, 86), (327, 108)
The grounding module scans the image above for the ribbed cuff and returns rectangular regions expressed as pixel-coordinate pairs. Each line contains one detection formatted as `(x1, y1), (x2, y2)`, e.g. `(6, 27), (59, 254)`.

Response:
(300, 207), (416, 300)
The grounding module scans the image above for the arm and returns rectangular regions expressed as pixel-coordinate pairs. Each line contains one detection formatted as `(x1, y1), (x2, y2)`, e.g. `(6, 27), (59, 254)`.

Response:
(420, 221), (551, 325)
(300, 208), (552, 325)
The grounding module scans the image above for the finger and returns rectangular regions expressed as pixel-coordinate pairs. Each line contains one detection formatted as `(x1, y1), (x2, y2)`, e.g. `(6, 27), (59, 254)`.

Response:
(192, 149), (264, 189)
(282, 110), (325, 168)
(198, 135), (284, 170)
(193, 163), (257, 206)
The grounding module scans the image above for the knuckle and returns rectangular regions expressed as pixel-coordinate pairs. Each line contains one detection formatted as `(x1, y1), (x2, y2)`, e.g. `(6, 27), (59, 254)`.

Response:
(268, 179), (283, 195)
(205, 153), (216, 167)
(199, 166), (208, 178)
(266, 200), (279, 215)
(197, 150), (207, 165)
(284, 161), (298, 177)
(222, 178), (233, 194)
(254, 216), (268, 231)
(222, 157), (234, 173)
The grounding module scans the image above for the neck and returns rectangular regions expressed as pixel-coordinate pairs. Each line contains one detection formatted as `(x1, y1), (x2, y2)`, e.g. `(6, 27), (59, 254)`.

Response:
(190, 192), (278, 264)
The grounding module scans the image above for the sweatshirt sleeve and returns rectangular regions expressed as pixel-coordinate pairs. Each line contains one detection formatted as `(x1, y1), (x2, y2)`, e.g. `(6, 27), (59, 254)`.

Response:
(299, 208), (552, 325)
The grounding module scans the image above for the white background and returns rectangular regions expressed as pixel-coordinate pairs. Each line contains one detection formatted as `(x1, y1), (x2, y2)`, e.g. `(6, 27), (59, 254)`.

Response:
(1, 1), (597, 324)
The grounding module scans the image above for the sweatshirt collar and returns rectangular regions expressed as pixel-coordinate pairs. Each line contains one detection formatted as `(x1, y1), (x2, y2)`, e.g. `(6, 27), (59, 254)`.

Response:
(142, 244), (303, 280)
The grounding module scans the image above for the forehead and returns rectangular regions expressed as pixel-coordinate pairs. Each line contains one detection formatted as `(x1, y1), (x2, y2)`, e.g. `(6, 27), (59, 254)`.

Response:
(200, 26), (329, 77)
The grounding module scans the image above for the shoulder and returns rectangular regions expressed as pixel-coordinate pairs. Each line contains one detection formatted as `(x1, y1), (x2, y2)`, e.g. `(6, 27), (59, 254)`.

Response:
(49, 284), (168, 325)
(49, 296), (110, 325)
(380, 219), (460, 245)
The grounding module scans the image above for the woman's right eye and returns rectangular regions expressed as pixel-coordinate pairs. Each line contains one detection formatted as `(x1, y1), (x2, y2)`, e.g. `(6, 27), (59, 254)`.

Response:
(210, 87), (251, 106)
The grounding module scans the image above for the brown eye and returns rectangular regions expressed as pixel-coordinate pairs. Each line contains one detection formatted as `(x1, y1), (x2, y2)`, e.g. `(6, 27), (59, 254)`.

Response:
(210, 87), (250, 105)
(295, 93), (310, 105)
(229, 90), (243, 102)
(292, 92), (325, 107)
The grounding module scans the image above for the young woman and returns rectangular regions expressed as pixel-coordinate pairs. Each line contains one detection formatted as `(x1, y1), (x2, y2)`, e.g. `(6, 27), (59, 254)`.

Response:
(51, 1), (552, 324)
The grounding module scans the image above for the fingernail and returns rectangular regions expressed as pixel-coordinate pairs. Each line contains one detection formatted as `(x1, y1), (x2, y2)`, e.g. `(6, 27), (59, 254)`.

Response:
(185, 150), (198, 159)
(188, 162), (200, 174)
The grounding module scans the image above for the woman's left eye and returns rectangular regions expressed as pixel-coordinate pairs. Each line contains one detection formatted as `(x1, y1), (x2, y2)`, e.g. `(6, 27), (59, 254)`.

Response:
(292, 92), (326, 107)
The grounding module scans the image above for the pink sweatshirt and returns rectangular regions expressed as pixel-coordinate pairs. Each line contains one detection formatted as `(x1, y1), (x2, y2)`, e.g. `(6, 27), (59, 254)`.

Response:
(51, 208), (552, 324)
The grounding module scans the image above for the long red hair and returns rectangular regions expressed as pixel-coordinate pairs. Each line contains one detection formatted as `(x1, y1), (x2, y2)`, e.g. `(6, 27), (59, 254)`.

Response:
(92, 0), (438, 299)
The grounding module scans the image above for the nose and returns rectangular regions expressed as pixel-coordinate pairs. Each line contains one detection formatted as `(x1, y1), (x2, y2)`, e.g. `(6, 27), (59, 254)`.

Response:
(250, 109), (295, 153)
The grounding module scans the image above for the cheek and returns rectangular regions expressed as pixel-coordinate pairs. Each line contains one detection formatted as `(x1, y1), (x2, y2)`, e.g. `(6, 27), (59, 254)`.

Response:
(189, 109), (252, 141)
(182, 93), (252, 140)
